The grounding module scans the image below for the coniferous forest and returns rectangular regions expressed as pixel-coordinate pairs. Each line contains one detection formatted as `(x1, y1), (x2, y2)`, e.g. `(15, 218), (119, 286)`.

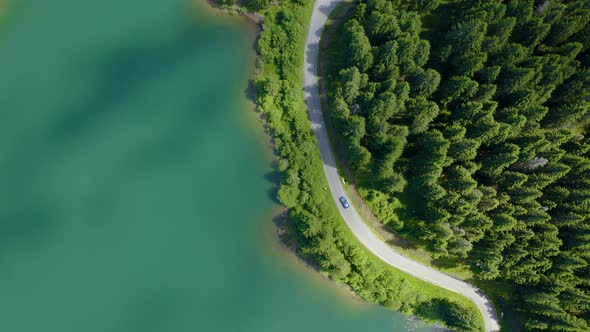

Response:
(326, 0), (590, 330)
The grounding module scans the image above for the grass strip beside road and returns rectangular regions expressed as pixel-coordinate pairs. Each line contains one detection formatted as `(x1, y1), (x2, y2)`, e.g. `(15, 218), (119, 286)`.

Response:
(253, 0), (485, 330)
(316, 2), (517, 330)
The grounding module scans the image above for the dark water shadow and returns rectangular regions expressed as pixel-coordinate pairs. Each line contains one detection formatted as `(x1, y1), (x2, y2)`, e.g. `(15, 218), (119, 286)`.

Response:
(0, 22), (231, 254)
(0, 196), (56, 248)
(244, 79), (258, 106)
(113, 287), (190, 332)
(5, 23), (221, 170)
(49, 26), (219, 147)
(264, 159), (281, 204)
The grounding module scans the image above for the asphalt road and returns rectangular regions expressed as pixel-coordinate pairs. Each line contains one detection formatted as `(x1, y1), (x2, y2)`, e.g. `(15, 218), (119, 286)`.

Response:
(302, 1), (501, 331)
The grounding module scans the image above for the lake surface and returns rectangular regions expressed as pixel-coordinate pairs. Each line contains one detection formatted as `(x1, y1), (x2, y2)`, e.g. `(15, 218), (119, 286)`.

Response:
(0, 1), (434, 331)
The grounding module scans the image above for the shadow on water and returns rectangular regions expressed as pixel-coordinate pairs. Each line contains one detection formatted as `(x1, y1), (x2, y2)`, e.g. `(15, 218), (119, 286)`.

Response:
(0, 193), (56, 250)
(264, 159), (281, 204)
(0, 23), (226, 254)
(244, 78), (258, 106)
(47, 26), (217, 148)
(113, 286), (190, 332)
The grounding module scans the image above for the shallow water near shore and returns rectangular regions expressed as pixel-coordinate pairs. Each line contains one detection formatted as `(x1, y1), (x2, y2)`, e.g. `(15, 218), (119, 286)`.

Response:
(0, 1), (435, 331)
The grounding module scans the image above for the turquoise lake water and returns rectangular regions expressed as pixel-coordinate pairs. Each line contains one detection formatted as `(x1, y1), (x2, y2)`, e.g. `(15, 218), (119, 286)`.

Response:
(0, 1), (434, 331)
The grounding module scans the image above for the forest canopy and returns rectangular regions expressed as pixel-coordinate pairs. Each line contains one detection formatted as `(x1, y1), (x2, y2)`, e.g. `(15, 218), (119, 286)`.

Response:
(252, 0), (489, 329)
(327, 0), (590, 330)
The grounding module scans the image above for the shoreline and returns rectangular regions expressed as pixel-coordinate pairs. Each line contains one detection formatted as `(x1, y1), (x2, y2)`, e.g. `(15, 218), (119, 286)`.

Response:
(198, 0), (479, 330)
(200, 0), (263, 25)
(199, 0), (271, 151)
(198, 0), (376, 313)
(261, 205), (373, 308)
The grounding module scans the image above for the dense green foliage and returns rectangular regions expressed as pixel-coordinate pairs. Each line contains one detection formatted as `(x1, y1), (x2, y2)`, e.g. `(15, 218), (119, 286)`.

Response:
(327, 0), (590, 330)
(253, 0), (484, 330)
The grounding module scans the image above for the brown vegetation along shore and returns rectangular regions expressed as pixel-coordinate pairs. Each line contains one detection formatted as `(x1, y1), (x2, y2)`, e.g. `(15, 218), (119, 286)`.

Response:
(200, 0), (263, 25)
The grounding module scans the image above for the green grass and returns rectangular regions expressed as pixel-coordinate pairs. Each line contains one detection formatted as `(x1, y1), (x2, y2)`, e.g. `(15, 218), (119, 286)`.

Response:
(253, 0), (485, 330)
(315, 1), (538, 329)
(318, 0), (475, 280)
(478, 280), (523, 332)
(316, 2), (506, 330)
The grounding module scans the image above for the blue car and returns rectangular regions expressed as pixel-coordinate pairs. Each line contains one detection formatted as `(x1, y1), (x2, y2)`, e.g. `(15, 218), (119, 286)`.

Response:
(339, 196), (350, 209)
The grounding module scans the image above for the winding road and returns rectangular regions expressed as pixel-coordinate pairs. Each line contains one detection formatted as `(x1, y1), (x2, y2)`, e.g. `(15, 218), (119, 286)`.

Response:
(302, 1), (500, 331)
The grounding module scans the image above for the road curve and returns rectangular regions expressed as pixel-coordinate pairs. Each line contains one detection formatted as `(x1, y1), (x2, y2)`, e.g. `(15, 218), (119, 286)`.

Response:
(302, 1), (500, 331)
